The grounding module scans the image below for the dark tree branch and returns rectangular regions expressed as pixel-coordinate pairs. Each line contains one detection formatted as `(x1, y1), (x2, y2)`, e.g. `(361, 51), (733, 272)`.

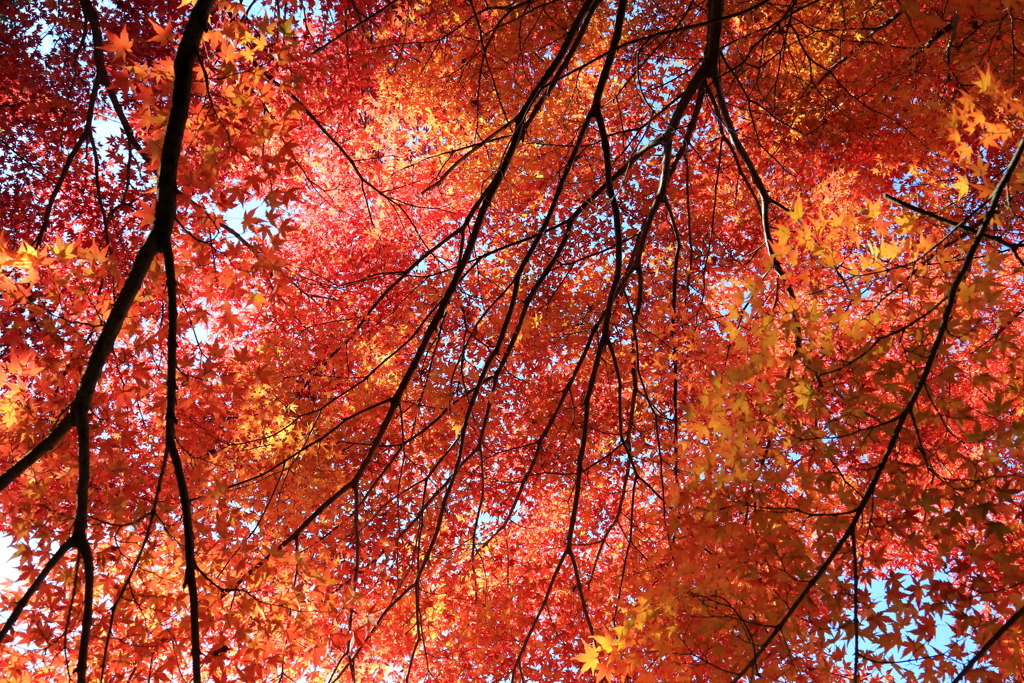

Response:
(951, 603), (1024, 683)
(0, 0), (217, 494)
(164, 242), (203, 683)
(0, 537), (74, 644)
(729, 133), (1024, 682)
(78, 0), (143, 151)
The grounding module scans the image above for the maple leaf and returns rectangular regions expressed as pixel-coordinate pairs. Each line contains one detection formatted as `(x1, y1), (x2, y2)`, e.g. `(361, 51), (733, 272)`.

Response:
(8, 2), (1024, 683)
(955, 175), (971, 199)
(147, 19), (175, 47)
(574, 644), (603, 675)
(787, 196), (804, 221)
(976, 68), (995, 93)
(101, 26), (134, 61)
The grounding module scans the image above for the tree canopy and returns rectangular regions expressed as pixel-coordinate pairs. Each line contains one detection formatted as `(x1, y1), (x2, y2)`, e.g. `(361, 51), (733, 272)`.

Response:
(3, 0), (1024, 681)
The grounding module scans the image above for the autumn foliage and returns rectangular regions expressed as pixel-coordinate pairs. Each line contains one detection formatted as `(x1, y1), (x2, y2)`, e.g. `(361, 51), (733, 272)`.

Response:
(4, 0), (1024, 681)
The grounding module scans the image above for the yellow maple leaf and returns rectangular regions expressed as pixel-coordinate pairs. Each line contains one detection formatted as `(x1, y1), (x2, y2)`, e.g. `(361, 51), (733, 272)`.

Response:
(787, 196), (804, 221)
(954, 175), (970, 199)
(976, 68), (995, 93)
(878, 241), (901, 260)
(593, 633), (616, 653)
(574, 644), (602, 675)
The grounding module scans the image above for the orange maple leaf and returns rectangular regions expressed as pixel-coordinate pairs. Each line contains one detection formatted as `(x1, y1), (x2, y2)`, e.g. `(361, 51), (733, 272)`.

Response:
(102, 27), (134, 61)
(147, 19), (175, 47)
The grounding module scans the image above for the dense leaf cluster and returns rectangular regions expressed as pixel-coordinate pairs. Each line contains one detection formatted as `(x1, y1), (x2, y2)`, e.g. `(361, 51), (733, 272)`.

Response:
(3, 0), (1024, 681)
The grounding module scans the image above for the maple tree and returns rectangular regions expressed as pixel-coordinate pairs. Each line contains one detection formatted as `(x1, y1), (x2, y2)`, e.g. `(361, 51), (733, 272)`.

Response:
(4, 0), (1024, 681)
